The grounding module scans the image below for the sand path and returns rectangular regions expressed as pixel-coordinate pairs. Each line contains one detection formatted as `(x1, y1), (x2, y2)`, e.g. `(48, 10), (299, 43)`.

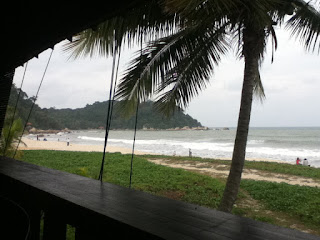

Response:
(148, 159), (320, 188)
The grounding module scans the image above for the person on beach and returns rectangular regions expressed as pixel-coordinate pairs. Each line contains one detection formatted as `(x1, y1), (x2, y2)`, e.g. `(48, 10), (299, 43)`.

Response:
(296, 157), (301, 165)
(189, 148), (192, 157)
(67, 138), (70, 146)
(303, 158), (310, 166)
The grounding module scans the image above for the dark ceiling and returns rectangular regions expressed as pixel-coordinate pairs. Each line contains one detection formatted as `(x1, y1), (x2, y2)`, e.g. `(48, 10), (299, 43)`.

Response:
(0, 0), (147, 135)
(1, 0), (146, 74)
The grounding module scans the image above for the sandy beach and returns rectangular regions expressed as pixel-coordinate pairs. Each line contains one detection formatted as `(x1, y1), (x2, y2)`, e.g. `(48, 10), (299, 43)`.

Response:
(18, 137), (320, 188)
(19, 137), (152, 155)
(19, 137), (286, 163)
(148, 159), (320, 188)
(19, 137), (290, 163)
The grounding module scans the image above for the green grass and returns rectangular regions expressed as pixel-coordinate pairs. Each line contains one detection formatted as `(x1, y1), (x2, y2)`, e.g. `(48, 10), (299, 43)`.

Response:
(21, 150), (225, 209)
(20, 150), (320, 237)
(241, 180), (320, 228)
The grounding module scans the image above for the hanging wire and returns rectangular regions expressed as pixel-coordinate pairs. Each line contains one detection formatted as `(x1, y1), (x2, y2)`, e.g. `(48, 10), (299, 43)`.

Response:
(129, 90), (140, 188)
(13, 50), (54, 158)
(98, 37), (122, 181)
(107, 46), (122, 138)
(4, 62), (28, 156)
(129, 29), (144, 188)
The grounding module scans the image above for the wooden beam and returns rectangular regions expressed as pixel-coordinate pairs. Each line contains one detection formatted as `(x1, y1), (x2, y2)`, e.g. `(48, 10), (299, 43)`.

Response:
(0, 157), (319, 240)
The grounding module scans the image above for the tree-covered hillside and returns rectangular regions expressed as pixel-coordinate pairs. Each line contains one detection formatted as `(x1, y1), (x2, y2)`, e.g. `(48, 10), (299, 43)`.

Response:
(8, 85), (203, 130)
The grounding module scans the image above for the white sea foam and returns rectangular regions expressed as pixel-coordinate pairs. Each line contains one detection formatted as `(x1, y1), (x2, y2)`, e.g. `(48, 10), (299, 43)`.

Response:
(78, 136), (104, 141)
(246, 146), (320, 158)
(74, 128), (320, 167)
(77, 135), (319, 158)
(247, 140), (265, 144)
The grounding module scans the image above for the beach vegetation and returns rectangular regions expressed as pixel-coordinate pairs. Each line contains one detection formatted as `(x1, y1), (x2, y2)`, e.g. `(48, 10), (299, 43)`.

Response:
(240, 180), (320, 228)
(20, 150), (320, 236)
(21, 150), (225, 209)
(64, 0), (320, 213)
(0, 106), (24, 158)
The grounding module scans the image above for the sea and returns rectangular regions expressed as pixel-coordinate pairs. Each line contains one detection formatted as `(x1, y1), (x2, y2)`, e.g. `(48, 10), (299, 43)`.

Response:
(33, 127), (320, 168)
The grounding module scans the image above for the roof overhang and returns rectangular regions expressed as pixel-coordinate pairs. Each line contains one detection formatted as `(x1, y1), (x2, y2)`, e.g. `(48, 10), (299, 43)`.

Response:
(1, 0), (146, 74)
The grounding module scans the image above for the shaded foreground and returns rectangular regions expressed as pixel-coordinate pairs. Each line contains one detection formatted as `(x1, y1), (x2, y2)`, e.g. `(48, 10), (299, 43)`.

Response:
(3, 156), (320, 240)
(18, 151), (320, 237)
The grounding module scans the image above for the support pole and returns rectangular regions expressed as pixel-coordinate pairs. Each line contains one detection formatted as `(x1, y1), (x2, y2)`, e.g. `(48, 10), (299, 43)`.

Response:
(0, 70), (15, 136)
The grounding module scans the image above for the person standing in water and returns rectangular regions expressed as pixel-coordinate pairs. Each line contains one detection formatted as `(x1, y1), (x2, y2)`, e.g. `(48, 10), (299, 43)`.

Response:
(189, 148), (192, 157)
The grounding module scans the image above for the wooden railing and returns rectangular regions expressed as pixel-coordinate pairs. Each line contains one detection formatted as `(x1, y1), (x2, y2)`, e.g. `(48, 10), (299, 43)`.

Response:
(1, 156), (320, 240)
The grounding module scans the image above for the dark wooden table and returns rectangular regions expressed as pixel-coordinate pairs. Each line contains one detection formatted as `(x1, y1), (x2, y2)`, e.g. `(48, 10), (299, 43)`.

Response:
(1, 157), (319, 240)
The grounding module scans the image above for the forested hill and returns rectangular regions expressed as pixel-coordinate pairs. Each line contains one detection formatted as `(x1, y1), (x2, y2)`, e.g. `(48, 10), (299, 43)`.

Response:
(8, 85), (203, 130)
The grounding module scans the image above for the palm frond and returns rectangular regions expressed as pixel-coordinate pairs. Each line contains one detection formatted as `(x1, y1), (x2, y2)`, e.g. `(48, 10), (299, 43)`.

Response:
(163, 0), (239, 19)
(269, 25), (278, 63)
(155, 31), (230, 114)
(286, 0), (320, 52)
(115, 30), (188, 105)
(63, 0), (178, 59)
(64, 26), (115, 59)
(116, 22), (230, 115)
(253, 71), (266, 102)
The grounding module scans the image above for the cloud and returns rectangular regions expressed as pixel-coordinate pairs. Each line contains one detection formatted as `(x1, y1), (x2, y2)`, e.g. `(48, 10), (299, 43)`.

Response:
(186, 29), (320, 127)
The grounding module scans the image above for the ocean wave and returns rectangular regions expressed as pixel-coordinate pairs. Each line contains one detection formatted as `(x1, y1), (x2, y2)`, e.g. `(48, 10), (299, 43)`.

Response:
(77, 136), (104, 141)
(78, 135), (234, 151)
(77, 134), (320, 163)
(247, 140), (265, 144)
(246, 146), (320, 158)
(112, 138), (233, 150)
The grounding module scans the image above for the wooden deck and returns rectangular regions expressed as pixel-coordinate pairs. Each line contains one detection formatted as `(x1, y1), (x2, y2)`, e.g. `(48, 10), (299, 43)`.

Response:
(0, 157), (319, 240)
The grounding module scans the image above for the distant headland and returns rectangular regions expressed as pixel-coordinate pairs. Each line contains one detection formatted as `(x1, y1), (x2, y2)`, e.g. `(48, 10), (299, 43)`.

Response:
(9, 85), (207, 131)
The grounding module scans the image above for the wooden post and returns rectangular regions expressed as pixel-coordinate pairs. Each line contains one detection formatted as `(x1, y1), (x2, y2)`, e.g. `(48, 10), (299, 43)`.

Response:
(25, 207), (41, 240)
(0, 70), (14, 137)
(75, 226), (92, 240)
(43, 210), (66, 240)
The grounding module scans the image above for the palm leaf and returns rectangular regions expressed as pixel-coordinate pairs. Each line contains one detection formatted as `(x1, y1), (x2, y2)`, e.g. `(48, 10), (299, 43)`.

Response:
(116, 22), (230, 115)
(64, 0), (178, 59)
(155, 30), (230, 114)
(115, 31), (187, 105)
(286, 0), (320, 52)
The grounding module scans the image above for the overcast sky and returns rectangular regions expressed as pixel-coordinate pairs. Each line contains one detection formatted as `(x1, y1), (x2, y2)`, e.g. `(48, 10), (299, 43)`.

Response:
(12, 28), (320, 128)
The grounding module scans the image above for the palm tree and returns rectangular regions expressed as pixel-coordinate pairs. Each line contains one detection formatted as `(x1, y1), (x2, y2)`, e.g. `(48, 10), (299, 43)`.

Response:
(66, 0), (320, 212)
